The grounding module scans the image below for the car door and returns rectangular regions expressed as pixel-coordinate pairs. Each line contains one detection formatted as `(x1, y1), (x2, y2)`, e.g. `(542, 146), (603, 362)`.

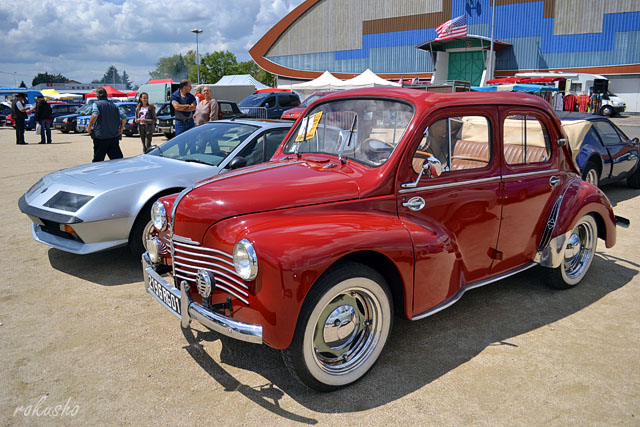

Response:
(492, 108), (566, 273)
(592, 119), (638, 180)
(397, 107), (502, 315)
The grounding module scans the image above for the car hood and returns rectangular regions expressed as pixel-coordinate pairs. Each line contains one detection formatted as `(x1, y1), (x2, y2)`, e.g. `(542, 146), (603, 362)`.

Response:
(172, 158), (361, 240)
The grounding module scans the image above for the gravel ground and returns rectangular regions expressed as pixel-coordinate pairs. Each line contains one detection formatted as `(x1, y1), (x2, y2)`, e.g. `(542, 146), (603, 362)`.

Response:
(0, 122), (638, 426)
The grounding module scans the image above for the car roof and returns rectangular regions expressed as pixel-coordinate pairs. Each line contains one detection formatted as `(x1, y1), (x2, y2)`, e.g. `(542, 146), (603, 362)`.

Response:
(555, 111), (602, 121)
(212, 118), (293, 128)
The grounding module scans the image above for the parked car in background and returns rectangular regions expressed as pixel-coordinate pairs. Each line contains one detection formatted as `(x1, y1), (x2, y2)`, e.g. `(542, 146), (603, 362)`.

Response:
(558, 112), (640, 187)
(281, 91), (333, 120)
(143, 88), (627, 391)
(19, 119), (292, 256)
(239, 90), (300, 119)
(76, 102), (136, 134)
(157, 100), (243, 139)
(25, 103), (81, 130)
(54, 104), (94, 133)
(0, 103), (11, 126)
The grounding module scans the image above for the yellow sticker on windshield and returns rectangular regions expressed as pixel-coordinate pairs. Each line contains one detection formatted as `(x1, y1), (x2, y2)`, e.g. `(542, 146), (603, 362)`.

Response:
(295, 112), (324, 142)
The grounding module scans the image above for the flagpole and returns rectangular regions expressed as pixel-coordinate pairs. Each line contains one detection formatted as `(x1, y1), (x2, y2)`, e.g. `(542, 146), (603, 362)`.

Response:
(487, 0), (496, 83)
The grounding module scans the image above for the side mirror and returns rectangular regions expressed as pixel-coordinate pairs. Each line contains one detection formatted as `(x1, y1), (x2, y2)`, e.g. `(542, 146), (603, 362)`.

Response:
(557, 138), (567, 147)
(424, 157), (443, 178)
(264, 103), (270, 109)
(228, 156), (247, 169)
(632, 137), (639, 146)
(144, 145), (158, 154)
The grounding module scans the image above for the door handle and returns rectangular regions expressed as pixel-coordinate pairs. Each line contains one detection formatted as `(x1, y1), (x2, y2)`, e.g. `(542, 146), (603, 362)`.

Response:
(402, 196), (426, 211)
(549, 176), (560, 187)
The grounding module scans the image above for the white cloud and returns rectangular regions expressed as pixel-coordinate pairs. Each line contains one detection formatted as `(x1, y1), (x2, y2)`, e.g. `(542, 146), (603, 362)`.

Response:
(0, 0), (301, 86)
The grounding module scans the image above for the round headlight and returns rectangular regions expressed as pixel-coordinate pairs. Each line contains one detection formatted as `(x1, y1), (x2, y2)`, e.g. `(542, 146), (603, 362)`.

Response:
(233, 239), (258, 281)
(151, 201), (167, 231)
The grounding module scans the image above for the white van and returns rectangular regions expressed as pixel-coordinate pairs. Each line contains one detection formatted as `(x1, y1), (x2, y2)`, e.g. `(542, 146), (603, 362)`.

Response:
(135, 82), (180, 105)
(515, 71), (626, 116)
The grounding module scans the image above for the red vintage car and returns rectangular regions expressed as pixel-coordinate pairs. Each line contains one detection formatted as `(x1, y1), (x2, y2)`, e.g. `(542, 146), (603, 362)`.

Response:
(143, 88), (627, 391)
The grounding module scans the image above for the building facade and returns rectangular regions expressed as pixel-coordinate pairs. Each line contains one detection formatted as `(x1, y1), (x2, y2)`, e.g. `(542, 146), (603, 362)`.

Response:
(250, 0), (640, 112)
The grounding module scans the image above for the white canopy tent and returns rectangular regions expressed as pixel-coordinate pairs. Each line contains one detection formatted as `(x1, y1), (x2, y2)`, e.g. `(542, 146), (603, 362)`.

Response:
(290, 71), (343, 92)
(333, 69), (401, 89)
(214, 74), (269, 90)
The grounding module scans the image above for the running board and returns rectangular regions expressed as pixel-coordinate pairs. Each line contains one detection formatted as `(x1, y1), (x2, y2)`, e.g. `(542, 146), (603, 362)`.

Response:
(411, 262), (537, 321)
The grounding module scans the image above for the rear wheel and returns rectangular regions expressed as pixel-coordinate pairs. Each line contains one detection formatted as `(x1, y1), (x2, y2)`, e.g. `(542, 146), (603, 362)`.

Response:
(544, 215), (598, 290)
(599, 106), (613, 117)
(582, 161), (600, 187)
(282, 262), (393, 391)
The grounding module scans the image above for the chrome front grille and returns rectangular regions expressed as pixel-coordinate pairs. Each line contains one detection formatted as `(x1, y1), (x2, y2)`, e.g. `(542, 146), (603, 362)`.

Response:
(171, 240), (249, 305)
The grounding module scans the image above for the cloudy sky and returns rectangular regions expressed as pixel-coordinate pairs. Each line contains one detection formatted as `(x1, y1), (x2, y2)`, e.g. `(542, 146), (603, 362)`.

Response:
(0, 0), (303, 87)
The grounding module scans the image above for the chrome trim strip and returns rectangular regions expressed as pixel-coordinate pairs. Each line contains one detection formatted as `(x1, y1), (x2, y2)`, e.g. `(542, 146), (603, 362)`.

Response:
(399, 176), (501, 194)
(502, 169), (559, 179)
(173, 242), (234, 259)
(174, 249), (235, 268)
(411, 262), (537, 321)
(174, 267), (249, 295)
(194, 160), (306, 189)
(174, 259), (247, 288)
(172, 234), (200, 245)
(144, 257), (261, 344)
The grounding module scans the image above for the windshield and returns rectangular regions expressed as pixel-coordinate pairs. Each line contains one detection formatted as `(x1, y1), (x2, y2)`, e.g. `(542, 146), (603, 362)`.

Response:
(239, 94), (265, 107)
(147, 122), (258, 166)
(299, 93), (327, 108)
(118, 104), (135, 115)
(156, 103), (171, 116)
(79, 104), (93, 115)
(282, 98), (413, 167)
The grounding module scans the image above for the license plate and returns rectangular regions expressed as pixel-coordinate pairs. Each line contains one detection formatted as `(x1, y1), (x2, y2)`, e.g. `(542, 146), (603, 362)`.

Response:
(147, 270), (181, 318)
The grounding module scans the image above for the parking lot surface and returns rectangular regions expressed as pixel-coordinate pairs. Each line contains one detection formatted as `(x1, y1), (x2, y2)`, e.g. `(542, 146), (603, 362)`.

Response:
(0, 122), (638, 426)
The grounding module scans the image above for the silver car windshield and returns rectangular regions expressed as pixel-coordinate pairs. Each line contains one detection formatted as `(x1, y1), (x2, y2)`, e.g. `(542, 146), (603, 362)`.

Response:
(148, 122), (258, 166)
(282, 98), (414, 167)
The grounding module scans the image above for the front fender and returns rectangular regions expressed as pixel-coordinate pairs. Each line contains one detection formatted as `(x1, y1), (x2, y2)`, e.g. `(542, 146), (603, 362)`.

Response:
(203, 200), (414, 349)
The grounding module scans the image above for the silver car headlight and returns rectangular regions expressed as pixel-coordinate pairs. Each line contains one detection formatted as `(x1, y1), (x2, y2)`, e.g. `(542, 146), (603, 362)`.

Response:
(151, 201), (167, 231)
(233, 239), (258, 281)
(43, 191), (93, 212)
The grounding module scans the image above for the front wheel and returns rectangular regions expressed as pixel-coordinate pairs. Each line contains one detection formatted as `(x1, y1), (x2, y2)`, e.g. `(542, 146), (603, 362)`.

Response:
(544, 214), (598, 289)
(129, 206), (155, 257)
(582, 161), (600, 187)
(282, 262), (393, 391)
(600, 106), (613, 117)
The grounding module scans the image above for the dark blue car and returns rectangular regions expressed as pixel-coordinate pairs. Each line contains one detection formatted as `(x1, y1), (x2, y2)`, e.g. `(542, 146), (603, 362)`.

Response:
(558, 112), (640, 188)
(76, 102), (137, 134)
(25, 103), (82, 130)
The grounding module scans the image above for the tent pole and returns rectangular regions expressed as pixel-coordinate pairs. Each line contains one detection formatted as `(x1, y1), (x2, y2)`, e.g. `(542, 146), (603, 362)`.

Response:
(487, 0), (496, 82)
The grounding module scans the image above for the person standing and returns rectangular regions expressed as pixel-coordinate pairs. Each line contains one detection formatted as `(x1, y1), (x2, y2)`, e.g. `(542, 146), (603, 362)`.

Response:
(86, 87), (126, 162)
(34, 95), (53, 144)
(194, 86), (219, 126)
(135, 92), (157, 152)
(12, 93), (27, 145)
(171, 79), (196, 136)
(194, 86), (204, 103)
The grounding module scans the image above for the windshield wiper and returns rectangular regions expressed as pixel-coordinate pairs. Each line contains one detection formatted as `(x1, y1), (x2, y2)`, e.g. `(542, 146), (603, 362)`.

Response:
(182, 158), (213, 166)
(338, 115), (357, 165)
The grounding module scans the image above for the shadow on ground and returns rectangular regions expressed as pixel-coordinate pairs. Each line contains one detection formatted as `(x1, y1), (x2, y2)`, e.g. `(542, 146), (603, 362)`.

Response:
(177, 253), (638, 421)
(47, 247), (142, 286)
(600, 181), (638, 207)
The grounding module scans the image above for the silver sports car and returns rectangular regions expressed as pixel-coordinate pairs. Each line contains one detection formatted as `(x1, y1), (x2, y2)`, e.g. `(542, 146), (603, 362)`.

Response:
(19, 119), (292, 256)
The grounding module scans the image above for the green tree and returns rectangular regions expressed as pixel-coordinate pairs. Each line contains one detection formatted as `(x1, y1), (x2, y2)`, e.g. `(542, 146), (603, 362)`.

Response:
(92, 65), (122, 86)
(31, 72), (69, 86)
(194, 50), (238, 84)
(121, 70), (132, 90)
(148, 54), (189, 82)
(19, 81), (27, 88)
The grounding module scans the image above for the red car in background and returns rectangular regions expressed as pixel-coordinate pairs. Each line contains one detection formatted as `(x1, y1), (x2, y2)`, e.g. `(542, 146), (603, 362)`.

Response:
(280, 91), (334, 120)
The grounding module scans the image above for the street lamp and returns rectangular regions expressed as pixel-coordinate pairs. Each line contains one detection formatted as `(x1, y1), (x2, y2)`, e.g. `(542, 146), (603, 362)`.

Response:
(191, 29), (203, 84)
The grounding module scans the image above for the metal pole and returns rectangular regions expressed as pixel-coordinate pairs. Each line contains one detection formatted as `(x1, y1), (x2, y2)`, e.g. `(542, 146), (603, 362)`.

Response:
(191, 29), (203, 84)
(487, 0), (496, 83)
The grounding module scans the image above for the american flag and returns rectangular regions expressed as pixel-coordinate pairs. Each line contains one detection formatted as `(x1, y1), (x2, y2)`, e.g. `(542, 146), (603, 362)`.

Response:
(435, 15), (467, 41)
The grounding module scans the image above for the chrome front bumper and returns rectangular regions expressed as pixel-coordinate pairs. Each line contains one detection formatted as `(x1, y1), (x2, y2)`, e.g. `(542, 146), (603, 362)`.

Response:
(142, 253), (262, 344)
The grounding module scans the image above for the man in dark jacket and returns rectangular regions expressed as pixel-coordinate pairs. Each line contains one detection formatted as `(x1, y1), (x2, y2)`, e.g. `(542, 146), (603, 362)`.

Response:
(86, 87), (126, 162)
(34, 95), (53, 144)
(12, 93), (27, 145)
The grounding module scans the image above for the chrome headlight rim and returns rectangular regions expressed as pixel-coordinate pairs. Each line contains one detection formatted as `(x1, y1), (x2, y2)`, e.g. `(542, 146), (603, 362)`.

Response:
(151, 201), (167, 231)
(233, 238), (258, 281)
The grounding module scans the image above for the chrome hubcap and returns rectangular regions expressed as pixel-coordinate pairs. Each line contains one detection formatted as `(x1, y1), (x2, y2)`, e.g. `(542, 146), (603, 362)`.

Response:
(563, 221), (595, 280)
(585, 169), (598, 185)
(142, 220), (156, 251)
(312, 288), (382, 375)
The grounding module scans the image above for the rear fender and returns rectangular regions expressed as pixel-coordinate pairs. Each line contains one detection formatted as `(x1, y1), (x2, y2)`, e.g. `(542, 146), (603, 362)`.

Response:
(535, 179), (616, 268)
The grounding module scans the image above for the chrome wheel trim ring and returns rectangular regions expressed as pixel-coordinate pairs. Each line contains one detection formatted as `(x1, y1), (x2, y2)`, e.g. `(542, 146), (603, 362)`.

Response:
(585, 168), (599, 186)
(302, 278), (391, 386)
(561, 216), (597, 285)
(142, 220), (156, 251)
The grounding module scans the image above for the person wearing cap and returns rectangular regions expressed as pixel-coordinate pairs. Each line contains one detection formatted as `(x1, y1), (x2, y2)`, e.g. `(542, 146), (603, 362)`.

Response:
(34, 95), (53, 144)
(11, 93), (27, 145)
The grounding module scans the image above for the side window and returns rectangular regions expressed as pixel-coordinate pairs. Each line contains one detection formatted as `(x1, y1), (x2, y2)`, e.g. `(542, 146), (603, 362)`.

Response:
(263, 96), (276, 108)
(279, 95), (300, 108)
(503, 115), (551, 165)
(219, 103), (233, 114)
(592, 121), (622, 145)
(264, 129), (290, 160)
(238, 135), (265, 166)
(412, 116), (491, 174)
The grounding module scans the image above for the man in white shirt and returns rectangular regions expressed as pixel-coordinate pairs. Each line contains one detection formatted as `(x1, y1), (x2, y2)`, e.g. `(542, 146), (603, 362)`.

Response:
(12, 93), (27, 145)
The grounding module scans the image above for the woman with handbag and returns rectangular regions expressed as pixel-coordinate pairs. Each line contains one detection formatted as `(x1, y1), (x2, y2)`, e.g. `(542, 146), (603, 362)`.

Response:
(135, 92), (157, 152)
